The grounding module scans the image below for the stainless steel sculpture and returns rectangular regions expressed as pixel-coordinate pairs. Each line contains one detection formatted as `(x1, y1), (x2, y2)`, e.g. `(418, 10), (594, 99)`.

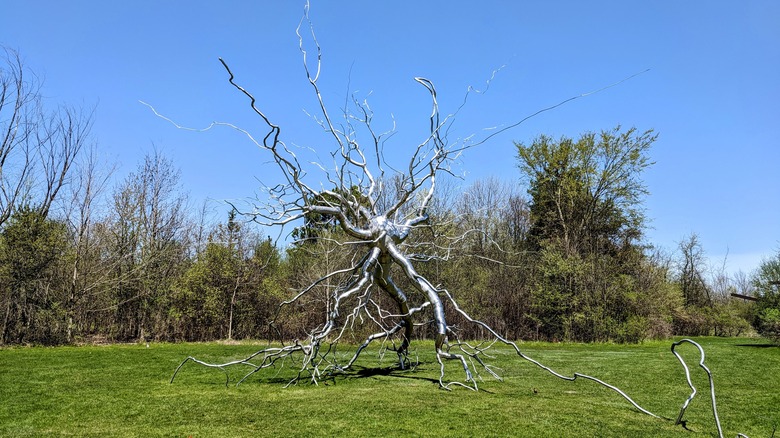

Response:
(164, 4), (753, 436)
(166, 8), (649, 394)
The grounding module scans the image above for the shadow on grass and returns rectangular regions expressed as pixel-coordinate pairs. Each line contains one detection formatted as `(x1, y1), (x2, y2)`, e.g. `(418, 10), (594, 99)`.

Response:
(180, 361), (499, 392)
(735, 343), (778, 348)
(354, 366), (397, 378)
(344, 365), (497, 392)
(344, 364), (438, 385)
(225, 364), (438, 387)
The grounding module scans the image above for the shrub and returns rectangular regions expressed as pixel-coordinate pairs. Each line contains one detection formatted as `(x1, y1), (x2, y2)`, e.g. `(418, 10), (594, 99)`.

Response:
(757, 308), (780, 344)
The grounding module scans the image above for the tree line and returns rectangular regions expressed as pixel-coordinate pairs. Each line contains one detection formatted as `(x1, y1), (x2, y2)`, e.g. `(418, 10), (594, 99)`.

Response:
(2, 47), (778, 346)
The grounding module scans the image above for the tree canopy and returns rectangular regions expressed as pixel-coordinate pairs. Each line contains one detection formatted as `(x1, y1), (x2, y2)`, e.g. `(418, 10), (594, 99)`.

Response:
(516, 126), (655, 257)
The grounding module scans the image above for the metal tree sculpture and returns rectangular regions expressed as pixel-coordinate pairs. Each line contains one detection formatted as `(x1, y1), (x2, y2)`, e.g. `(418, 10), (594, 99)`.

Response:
(164, 5), (753, 437)
(165, 5), (643, 399)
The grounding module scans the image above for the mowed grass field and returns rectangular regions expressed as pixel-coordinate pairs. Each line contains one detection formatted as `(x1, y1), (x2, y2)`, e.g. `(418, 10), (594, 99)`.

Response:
(0, 337), (777, 437)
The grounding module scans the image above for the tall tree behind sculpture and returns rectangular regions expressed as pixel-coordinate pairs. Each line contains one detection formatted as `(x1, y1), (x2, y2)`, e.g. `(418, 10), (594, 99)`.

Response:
(515, 129), (659, 342)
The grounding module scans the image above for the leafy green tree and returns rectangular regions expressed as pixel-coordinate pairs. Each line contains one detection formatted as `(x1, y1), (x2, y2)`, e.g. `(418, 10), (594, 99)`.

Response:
(170, 210), (282, 341)
(234, 236), (284, 339)
(752, 250), (780, 343)
(0, 205), (68, 344)
(171, 240), (236, 340)
(515, 127), (658, 341)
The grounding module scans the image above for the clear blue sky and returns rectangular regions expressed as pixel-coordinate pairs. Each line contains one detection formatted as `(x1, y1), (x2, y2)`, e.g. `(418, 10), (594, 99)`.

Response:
(2, 1), (778, 274)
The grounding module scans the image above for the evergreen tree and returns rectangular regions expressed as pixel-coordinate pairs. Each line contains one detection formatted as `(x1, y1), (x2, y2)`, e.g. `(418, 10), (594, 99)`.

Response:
(0, 205), (68, 344)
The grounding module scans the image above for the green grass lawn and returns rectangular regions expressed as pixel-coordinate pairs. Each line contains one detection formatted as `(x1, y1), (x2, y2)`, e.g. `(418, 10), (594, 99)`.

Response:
(0, 337), (777, 437)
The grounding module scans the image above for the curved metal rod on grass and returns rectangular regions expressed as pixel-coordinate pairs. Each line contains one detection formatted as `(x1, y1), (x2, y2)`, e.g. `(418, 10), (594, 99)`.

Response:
(671, 338), (725, 438)
(171, 344), (305, 388)
(670, 339), (756, 438)
(442, 289), (661, 418)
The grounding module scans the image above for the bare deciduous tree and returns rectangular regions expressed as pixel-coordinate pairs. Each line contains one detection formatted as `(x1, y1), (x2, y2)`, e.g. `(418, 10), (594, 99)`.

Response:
(677, 233), (712, 307)
(118, 151), (189, 341)
(0, 47), (36, 225)
(61, 145), (115, 342)
(0, 47), (92, 224)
